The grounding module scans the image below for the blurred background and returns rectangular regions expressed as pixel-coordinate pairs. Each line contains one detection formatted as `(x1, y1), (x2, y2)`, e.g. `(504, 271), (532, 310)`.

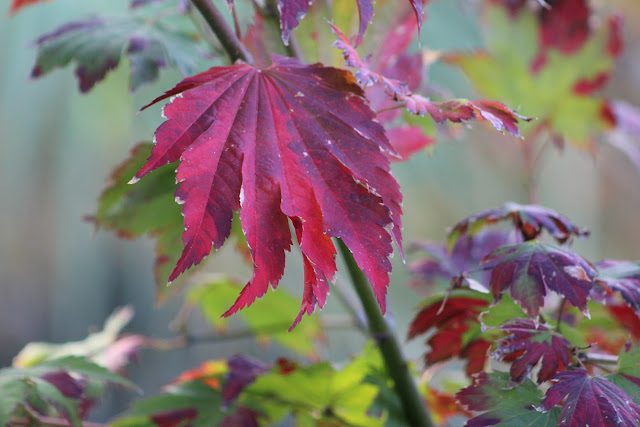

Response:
(1, 0), (639, 422)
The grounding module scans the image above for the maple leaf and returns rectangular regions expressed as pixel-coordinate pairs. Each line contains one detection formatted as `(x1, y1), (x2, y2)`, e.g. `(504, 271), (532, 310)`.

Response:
(495, 319), (572, 383)
(594, 260), (640, 316)
(331, 24), (530, 138)
(482, 242), (596, 317)
(448, 202), (589, 249)
(407, 293), (491, 375)
(446, 0), (623, 146)
(31, 16), (204, 92)
(542, 369), (640, 426)
(411, 229), (515, 290)
(457, 371), (559, 427)
(134, 57), (402, 321)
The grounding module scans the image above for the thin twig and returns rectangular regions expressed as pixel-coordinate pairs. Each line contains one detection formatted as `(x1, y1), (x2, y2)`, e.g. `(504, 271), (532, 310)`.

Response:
(555, 297), (567, 332)
(190, 0), (253, 63)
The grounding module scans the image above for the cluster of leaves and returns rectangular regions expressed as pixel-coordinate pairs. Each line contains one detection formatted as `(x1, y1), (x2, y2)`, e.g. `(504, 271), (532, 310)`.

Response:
(8, 0), (640, 426)
(17, 0), (541, 328)
(408, 202), (640, 425)
(0, 309), (141, 425)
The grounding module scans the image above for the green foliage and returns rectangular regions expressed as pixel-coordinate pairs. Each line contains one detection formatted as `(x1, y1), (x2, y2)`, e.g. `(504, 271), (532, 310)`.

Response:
(32, 13), (206, 92)
(187, 276), (323, 357)
(0, 356), (133, 426)
(242, 346), (386, 426)
(92, 143), (183, 301)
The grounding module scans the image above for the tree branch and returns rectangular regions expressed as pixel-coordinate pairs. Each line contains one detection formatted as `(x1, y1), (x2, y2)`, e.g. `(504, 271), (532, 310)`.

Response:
(190, 0), (253, 63)
(337, 240), (434, 427)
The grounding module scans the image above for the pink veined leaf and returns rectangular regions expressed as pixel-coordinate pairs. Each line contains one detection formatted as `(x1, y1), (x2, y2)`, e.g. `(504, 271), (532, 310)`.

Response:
(542, 369), (640, 427)
(495, 319), (572, 383)
(133, 56), (402, 324)
(330, 24), (531, 137)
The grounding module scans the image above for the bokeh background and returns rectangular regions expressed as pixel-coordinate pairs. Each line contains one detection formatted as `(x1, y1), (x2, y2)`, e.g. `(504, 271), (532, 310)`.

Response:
(1, 0), (639, 421)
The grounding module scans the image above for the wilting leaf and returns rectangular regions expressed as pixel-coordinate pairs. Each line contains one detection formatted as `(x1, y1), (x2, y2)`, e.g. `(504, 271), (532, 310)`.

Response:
(331, 24), (530, 138)
(187, 277), (323, 356)
(482, 242), (596, 316)
(134, 57), (403, 322)
(448, 202), (589, 249)
(594, 259), (640, 316)
(407, 292), (492, 376)
(32, 15), (204, 92)
(542, 369), (640, 426)
(495, 319), (572, 383)
(447, 1), (622, 146)
(457, 371), (559, 427)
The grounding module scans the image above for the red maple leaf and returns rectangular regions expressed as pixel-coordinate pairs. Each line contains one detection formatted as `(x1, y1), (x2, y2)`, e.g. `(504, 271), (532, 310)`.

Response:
(133, 56), (402, 323)
(542, 369), (640, 426)
(9, 0), (47, 14)
(408, 294), (491, 376)
(495, 319), (572, 383)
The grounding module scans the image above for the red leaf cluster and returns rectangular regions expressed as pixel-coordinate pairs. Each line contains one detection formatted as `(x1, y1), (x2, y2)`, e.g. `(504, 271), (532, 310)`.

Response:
(408, 295), (491, 376)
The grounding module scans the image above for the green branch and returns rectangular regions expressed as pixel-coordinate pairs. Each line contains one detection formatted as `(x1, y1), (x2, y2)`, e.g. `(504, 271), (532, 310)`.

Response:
(337, 240), (434, 427)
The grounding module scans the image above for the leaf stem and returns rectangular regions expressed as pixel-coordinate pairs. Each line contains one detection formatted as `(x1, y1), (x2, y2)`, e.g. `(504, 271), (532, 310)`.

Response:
(189, 0), (253, 63)
(337, 240), (434, 427)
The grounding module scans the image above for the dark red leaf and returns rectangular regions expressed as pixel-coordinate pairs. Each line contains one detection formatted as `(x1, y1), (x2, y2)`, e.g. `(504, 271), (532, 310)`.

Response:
(41, 371), (84, 399)
(134, 57), (401, 321)
(482, 242), (596, 317)
(222, 355), (269, 404)
(151, 408), (198, 427)
(449, 202), (589, 248)
(408, 294), (490, 375)
(221, 407), (260, 427)
(495, 319), (572, 383)
(538, 0), (590, 55)
(542, 369), (640, 426)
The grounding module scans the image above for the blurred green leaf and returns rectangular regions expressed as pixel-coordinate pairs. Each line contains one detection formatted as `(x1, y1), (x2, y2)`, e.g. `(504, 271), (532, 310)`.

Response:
(187, 276), (323, 357)
(243, 347), (385, 426)
(111, 380), (225, 427)
(33, 13), (207, 92)
(448, 5), (616, 146)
